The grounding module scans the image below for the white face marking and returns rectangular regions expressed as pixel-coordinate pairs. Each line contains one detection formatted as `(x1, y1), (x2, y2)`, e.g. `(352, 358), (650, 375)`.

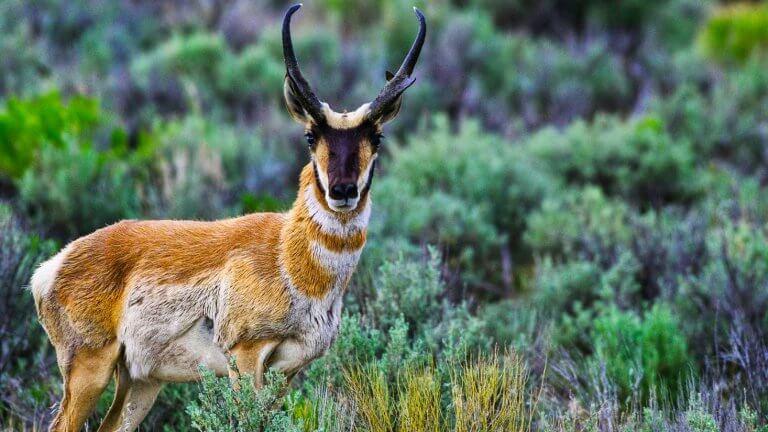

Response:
(312, 154), (331, 193)
(356, 153), (377, 194)
(304, 186), (371, 236)
(311, 153), (361, 212)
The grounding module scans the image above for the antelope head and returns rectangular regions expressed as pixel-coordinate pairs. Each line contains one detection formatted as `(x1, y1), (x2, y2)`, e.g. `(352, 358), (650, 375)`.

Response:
(282, 4), (426, 212)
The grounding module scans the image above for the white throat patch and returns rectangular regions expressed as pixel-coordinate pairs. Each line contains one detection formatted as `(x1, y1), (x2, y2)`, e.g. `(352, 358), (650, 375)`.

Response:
(304, 186), (371, 237)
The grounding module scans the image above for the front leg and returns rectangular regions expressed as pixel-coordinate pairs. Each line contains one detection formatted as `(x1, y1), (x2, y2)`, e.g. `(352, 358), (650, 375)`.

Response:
(266, 339), (309, 385)
(228, 339), (280, 389)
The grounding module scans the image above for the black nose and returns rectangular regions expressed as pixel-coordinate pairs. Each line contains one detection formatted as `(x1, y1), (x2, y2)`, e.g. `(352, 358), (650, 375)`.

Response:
(330, 183), (358, 200)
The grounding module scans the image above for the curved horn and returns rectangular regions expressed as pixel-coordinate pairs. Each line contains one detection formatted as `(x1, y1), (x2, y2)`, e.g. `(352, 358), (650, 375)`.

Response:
(283, 4), (325, 122)
(368, 7), (427, 121)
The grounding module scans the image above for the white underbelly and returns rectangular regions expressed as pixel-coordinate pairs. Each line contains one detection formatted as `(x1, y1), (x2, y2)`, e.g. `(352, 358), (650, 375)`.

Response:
(140, 318), (229, 382)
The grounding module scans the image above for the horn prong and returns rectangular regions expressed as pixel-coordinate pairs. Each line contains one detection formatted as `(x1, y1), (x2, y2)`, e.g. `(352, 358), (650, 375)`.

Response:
(368, 7), (427, 121)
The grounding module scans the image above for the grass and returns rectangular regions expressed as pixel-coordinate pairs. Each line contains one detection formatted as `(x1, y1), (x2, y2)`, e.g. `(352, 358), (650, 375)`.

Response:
(451, 353), (530, 432)
(397, 367), (442, 432)
(341, 351), (532, 432)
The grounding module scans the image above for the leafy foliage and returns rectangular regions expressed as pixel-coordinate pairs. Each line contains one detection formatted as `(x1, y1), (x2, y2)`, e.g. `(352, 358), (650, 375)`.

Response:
(375, 116), (555, 289)
(527, 115), (702, 207)
(187, 365), (300, 432)
(2, 1), (768, 431)
(589, 304), (690, 404)
(698, 3), (768, 65)
(0, 207), (58, 424)
(0, 92), (100, 180)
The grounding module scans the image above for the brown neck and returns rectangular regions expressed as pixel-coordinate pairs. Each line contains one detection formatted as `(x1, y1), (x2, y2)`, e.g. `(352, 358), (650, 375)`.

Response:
(278, 164), (370, 298)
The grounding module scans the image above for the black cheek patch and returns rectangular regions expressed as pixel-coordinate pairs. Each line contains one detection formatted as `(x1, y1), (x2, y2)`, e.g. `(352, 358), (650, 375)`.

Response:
(361, 159), (376, 195)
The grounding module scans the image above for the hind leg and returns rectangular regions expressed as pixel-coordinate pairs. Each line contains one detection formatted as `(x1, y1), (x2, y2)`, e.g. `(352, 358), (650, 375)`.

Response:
(96, 359), (130, 432)
(49, 341), (120, 432)
(96, 379), (163, 432)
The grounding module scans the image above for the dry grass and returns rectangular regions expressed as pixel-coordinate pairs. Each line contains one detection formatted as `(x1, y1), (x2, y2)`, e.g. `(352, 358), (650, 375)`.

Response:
(344, 365), (394, 432)
(397, 367), (442, 432)
(343, 351), (533, 432)
(451, 352), (530, 432)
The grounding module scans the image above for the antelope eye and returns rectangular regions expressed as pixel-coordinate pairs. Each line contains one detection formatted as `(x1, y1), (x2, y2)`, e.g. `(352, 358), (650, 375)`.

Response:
(305, 132), (316, 147)
(371, 133), (384, 148)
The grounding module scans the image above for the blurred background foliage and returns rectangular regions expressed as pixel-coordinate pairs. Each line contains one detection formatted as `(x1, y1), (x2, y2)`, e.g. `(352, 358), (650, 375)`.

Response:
(1, 0), (768, 430)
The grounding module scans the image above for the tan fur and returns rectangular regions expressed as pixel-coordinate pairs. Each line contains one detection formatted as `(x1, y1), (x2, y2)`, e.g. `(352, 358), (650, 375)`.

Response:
(33, 159), (371, 431)
(230, 339), (280, 388)
(49, 341), (120, 432)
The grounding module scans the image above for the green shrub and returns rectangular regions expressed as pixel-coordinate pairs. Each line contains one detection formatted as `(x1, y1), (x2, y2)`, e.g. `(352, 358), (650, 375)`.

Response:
(375, 116), (556, 289)
(527, 115), (702, 207)
(0, 208), (59, 424)
(533, 252), (643, 352)
(698, 3), (768, 65)
(306, 248), (488, 392)
(476, 299), (541, 351)
(686, 393), (718, 432)
(131, 25), (344, 116)
(132, 32), (227, 90)
(216, 41), (284, 101)
(301, 313), (385, 390)
(589, 304), (690, 404)
(144, 115), (290, 220)
(676, 220), (768, 366)
(0, 92), (156, 239)
(656, 58), (768, 173)
(368, 249), (443, 336)
(318, 0), (389, 31)
(432, 9), (630, 129)
(481, 33), (630, 128)
(17, 137), (150, 238)
(72, 3), (165, 76)
(0, 0), (47, 96)
(525, 186), (632, 257)
(186, 365), (300, 432)
(238, 25), (344, 104)
(532, 259), (603, 320)
(0, 92), (100, 180)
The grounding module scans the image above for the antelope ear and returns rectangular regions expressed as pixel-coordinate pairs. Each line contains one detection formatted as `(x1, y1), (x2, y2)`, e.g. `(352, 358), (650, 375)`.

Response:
(373, 95), (404, 125)
(283, 75), (315, 124)
(370, 76), (415, 124)
(375, 71), (401, 123)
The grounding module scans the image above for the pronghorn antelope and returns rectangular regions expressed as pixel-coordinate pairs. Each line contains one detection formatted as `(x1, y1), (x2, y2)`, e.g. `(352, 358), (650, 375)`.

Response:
(30, 5), (426, 431)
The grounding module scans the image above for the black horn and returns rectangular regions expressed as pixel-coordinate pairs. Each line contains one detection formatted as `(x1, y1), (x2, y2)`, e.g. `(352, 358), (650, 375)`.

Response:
(368, 7), (427, 121)
(283, 4), (325, 122)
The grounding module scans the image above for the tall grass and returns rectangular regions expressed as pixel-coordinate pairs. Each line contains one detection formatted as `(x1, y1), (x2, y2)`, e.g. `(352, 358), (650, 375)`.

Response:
(452, 353), (530, 432)
(397, 367), (442, 432)
(342, 352), (531, 432)
(344, 366), (394, 432)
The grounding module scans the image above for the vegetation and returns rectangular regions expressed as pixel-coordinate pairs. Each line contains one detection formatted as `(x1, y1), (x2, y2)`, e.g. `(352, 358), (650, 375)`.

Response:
(1, 0), (767, 430)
